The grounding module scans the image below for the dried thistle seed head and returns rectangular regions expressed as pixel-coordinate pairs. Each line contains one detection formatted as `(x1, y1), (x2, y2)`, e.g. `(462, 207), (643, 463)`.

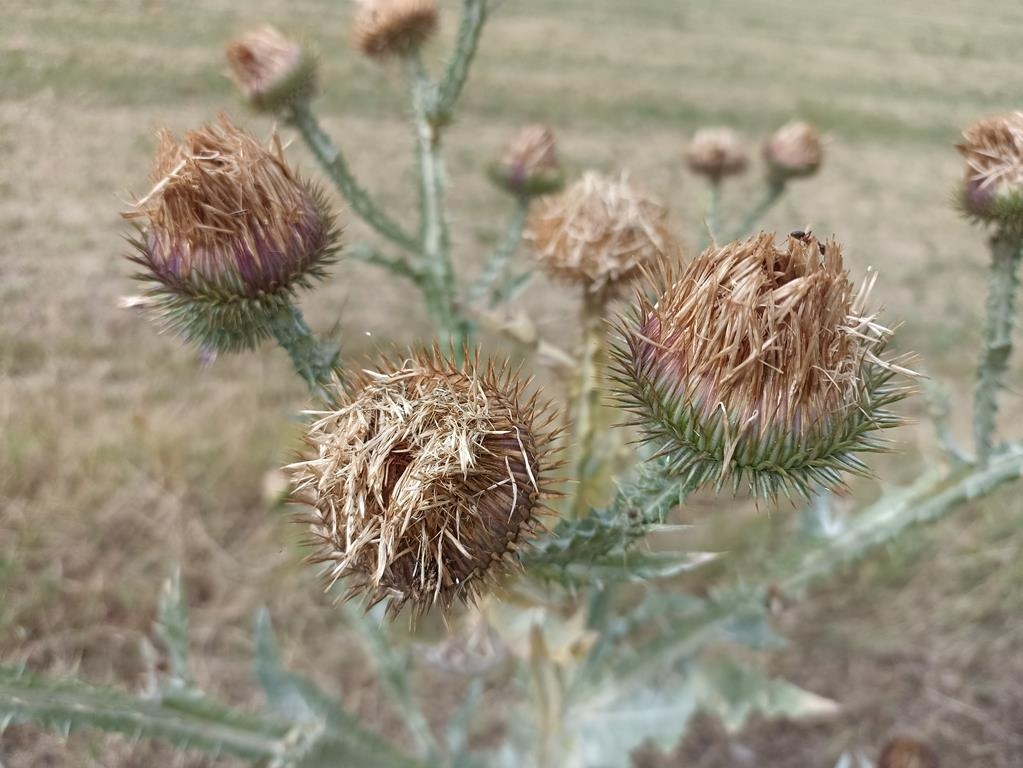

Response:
(123, 116), (340, 352)
(287, 348), (560, 617)
(686, 127), (748, 181)
(527, 172), (682, 295)
(879, 737), (939, 768)
(612, 232), (913, 500)
(957, 111), (1023, 232)
(352, 0), (439, 61)
(764, 120), (824, 182)
(225, 25), (317, 113)
(488, 124), (565, 198)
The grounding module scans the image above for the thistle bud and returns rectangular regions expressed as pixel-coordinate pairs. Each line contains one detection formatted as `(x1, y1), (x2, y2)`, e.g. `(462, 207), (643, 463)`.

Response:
(527, 172), (681, 295)
(764, 120), (824, 181)
(352, 0), (439, 61)
(287, 348), (560, 617)
(123, 116), (339, 352)
(612, 232), (912, 499)
(686, 127), (748, 181)
(225, 26), (317, 113)
(488, 124), (564, 199)
(879, 737), (939, 768)
(956, 111), (1023, 232)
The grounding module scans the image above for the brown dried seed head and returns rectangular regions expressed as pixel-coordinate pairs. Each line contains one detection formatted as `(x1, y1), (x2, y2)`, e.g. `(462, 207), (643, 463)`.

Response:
(686, 127), (748, 180)
(352, 0), (439, 61)
(879, 737), (939, 768)
(226, 26), (316, 112)
(957, 111), (1023, 227)
(287, 348), (560, 617)
(489, 124), (564, 198)
(527, 172), (682, 295)
(765, 120), (824, 180)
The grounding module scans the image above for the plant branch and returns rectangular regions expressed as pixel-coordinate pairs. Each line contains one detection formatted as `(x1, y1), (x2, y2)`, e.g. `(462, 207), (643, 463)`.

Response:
(433, 0), (489, 122)
(269, 304), (339, 398)
(349, 242), (422, 284)
(702, 180), (722, 248)
(286, 102), (419, 254)
(729, 179), (786, 240)
(467, 198), (530, 304)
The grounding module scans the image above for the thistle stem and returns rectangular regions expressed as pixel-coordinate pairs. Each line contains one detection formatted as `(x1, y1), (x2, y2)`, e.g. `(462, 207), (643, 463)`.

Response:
(349, 242), (421, 284)
(569, 287), (611, 519)
(269, 304), (339, 398)
(433, 0), (488, 122)
(703, 180), (722, 247)
(467, 198), (529, 304)
(286, 102), (419, 255)
(974, 234), (1022, 462)
(730, 178), (786, 240)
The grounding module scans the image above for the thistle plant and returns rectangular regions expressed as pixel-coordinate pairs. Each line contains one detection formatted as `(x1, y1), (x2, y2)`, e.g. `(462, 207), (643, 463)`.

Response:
(6, 5), (1023, 767)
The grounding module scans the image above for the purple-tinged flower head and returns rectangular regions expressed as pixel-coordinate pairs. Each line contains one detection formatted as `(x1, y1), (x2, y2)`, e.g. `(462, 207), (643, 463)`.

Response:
(488, 124), (564, 199)
(226, 26), (317, 113)
(957, 111), (1023, 234)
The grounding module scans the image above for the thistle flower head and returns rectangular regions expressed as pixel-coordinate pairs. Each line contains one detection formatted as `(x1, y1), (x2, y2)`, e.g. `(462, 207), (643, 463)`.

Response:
(527, 172), (681, 295)
(353, 0), (439, 61)
(225, 26), (317, 113)
(686, 127), (748, 181)
(123, 116), (339, 352)
(287, 348), (560, 617)
(879, 737), (939, 768)
(488, 124), (565, 198)
(956, 111), (1023, 232)
(764, 120), (824, 181)
(612, 232), (913, 499)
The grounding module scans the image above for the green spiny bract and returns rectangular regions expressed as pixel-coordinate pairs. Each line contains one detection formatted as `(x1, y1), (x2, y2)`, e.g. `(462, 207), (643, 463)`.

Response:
(123, 116), (340, 353)
(226, 26), (318, 114)
(957, 111), (1023, 236)
(611, 232), (913, 500)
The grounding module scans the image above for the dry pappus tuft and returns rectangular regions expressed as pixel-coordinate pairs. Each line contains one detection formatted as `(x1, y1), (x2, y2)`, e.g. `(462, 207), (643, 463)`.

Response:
(764, 120), (824, 181)
(957, 111), (1023, 232)
(287, 348), (561, 617)
(527, 171), (681, 295)
(352, 0), (439, 61)
(612, 231), (914, 499)
(226, 25), (317, 113)
(123, 115), (339, 352)
(488, 124), (564, 198)
(878, 737), (939, 768)
(686, 127), (748, 181)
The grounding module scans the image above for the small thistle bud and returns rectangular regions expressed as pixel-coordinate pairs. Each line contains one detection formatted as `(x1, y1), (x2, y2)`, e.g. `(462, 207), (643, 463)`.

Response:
(764, 120), (824, 181)
(956, 111), (1023, 232)
(352, 0), (439, 61)
(527, 172), (682, 296)
(487, 124), (565, 199)
(879, 737), (939, 768)
(612, 232), (913, 499)
(123, 116), (339, 352)
(686, 127), (748, 181)
(225, 26), (317, 113)
(287, 348), (560, 617)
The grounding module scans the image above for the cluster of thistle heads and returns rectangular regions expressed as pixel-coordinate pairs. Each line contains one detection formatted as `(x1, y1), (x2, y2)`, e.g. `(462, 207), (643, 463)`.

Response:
(120, 1), (1023, 618)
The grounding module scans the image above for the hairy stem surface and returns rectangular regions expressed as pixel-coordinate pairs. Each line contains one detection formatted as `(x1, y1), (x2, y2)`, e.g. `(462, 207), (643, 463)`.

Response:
(730, 179), (786, 240)
(269, 304), (338, 397)
(434, 0), (488, 121)
(468, 198), (530, 304)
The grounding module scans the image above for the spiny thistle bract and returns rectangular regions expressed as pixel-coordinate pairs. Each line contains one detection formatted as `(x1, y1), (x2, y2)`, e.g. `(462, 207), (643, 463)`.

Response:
(764, 120), (824, 182)
(487, 124), (565, 199)
(878, 737), (940, 768)
(956, 111), (1023, 233)
(123, 116), (340, 353)
(612, 232), (912, 500)
(287, 348), (560, 617)
(527, 171), (681, 295)
(686, 127), (748, 181)
(225, 25), (317, 113)
(352, 0), (439, 61)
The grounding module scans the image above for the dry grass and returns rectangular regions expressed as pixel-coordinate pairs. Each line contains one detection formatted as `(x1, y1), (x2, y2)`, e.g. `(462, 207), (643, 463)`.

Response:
(1, 0), (1022, 765)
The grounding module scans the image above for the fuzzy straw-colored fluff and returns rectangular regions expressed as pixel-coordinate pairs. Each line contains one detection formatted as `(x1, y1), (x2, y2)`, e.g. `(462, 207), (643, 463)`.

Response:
(123, 116), (339, 352)
(957, 111), (1023, 230)
(527, 172), (681, 295)
(352, 0), (439, 60)
(612, 232), (913, 499)
(764, 120), (824, 180)
(686, 127), (748, 180)
(287, 348), (560, 617)
(226, 26), (316, 112)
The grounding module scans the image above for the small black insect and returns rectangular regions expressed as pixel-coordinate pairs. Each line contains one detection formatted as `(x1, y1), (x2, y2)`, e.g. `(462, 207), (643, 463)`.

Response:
(789, 229), (808, 240)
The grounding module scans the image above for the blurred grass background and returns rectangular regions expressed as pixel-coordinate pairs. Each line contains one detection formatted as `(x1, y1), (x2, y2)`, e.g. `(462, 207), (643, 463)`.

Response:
(2, 0), (1022, 765)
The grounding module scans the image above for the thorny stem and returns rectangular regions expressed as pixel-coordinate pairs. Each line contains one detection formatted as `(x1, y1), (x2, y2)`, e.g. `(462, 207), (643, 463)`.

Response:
(730, 178), (786, 240)
(269, 304), (339, 398)
(703, 180), (722, 247)
(467, 198), (530, 304)
(433, 0), (489, 123)
(974, 234), (1022, 462)
(349, 242), (421, 284)
(286, 102), (419, 254)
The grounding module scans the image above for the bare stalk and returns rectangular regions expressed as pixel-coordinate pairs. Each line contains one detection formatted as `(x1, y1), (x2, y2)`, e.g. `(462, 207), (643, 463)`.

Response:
(730, 178), (785, 240)
(433, 0), (489, 122)
(974, 234), (1022, 461)
(704, 179), (722, 247)
(467, 197), (530, 304)
(269, 304), (339, 398)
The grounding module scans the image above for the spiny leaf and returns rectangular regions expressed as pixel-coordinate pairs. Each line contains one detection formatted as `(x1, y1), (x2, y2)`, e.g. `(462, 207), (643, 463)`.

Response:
(154, 569), (196, 695)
